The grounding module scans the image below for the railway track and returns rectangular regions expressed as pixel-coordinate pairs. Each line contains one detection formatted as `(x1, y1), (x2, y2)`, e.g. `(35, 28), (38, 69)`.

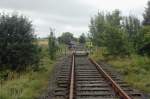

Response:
(53, 52), (144, 99)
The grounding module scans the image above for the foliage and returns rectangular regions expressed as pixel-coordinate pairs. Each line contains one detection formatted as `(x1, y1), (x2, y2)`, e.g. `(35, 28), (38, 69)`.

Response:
(89, 9), (146, 56)
(0, 14), (40, 71)
(90, 1), (150, 93)
(92, 48), (150, 93)
(140, 1), (150, 55)
(85, 41), (93, 49)
(138, 26), (150, 55)
(0, 46), (55, 99)
(89, 10), (131, 56)
(79, 33), (86, 44)
(48, 29), (58, 60)
(108, 55), (150, 93)
(104, 26), (130, 56)
(142, 26), (150, 44)
(143, 1), (150, 25)
(91, 47), (105, 60)
(122, 15), (143, 51)
(89, 12), (105, 46)
(58, 32), (74, 44)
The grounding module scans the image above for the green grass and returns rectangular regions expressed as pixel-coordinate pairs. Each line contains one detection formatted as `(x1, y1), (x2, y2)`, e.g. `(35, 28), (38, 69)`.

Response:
(91, 48), (150, 93)
(37, 38), (48, 47)
(91, 47), (106, 60)
(0, 56), (54, 99)
(0, 40), (68, 99)
(0, 45), (55, 99)
(108, 55), (150, 93)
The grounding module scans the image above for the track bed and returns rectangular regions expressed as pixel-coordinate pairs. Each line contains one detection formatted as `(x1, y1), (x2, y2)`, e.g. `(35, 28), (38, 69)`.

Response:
(52, 53), (144, 99)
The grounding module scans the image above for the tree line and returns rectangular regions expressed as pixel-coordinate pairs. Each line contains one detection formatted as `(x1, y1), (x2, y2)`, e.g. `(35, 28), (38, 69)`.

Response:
(89, 1), (150, 56)
(58, 32), (86, 44)
(1, 1), (149, 72)
(0, 13), (86, 72)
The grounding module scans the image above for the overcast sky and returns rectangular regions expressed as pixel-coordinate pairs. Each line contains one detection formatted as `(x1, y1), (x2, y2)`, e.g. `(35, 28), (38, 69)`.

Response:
(0, 0), (149, 37)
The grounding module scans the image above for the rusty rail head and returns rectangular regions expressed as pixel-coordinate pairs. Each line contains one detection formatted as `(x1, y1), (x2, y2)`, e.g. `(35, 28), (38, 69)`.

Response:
(89, 58), (132, 99)
(68, 53), (75, 99)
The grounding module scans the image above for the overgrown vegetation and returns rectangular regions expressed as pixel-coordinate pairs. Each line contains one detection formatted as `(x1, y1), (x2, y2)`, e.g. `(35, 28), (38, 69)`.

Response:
(79, 33), (86, 44)
(92, 49), (150, 93)
(0, 38), (67, 99)
(0, 13), (67, 99)
(89, 10), (144, 56)
(90, 1), (150, 93)
(48, 28), (58, 60)
(109, 55), (150, 93)
(0, 14), (40, 71)
(0, 39), (53, 99)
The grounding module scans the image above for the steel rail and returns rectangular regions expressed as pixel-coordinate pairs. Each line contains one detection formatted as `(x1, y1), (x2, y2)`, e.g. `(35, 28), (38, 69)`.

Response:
(89, 58), (132, 99)
(68, 53), (75, 99)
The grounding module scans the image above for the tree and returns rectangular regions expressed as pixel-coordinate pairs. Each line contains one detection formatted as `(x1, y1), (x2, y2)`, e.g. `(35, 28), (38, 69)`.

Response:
(143, 1), (150, 25)
(104, 26), (130, 56)
(89, 10), (130, 56)
(0, 14), (40, 71)
(58, 32), (74, 44)
(79, 33), (86, 44)
(142, 1), (150, 43)
(140, 1), (150, 55)
(89, 12), (105, 46)
(106, 10), (122, 27)
(48, 28), (58, 60)
(142, 26), (150, 43)
(89, 10), (122, 47)
(104, 10), (130, 56)
(122, 15), (143, 51)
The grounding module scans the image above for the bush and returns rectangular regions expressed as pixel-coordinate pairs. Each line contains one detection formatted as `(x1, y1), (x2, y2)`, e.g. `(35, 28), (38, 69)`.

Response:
(0, 13), (40, 71)
(104, 26), (130, 56)
(48, 29), (58, 60)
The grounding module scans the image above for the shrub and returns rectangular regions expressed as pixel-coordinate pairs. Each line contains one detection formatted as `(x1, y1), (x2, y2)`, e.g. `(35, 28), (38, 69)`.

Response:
(48, 29), (58, 60)
(0, 13), (40, 71)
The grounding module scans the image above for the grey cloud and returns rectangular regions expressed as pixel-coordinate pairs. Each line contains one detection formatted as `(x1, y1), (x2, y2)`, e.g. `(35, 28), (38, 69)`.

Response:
(0, 0), (148, 37)
(0, 0), (92, 18)
(0, 0), (93, 37)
